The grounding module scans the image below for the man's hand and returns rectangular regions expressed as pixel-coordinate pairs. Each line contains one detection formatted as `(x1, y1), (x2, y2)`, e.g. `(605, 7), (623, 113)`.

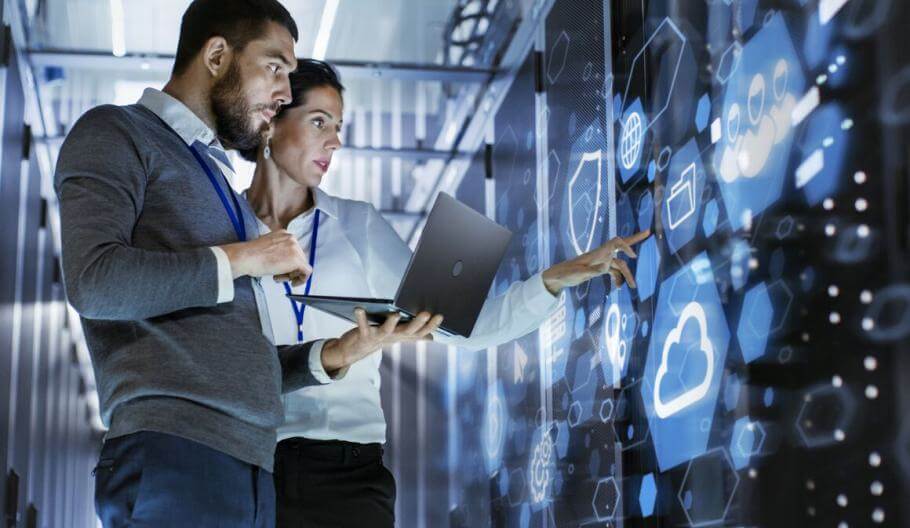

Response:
(218, 229), (312, 286)
(542, 229), (651, 295)
(320, 309), (444, 374)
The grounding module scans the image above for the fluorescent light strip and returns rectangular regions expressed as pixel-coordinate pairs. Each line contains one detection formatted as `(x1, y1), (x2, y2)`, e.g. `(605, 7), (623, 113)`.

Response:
(312, 0), (340, 60)
(109, 0), (126, 57)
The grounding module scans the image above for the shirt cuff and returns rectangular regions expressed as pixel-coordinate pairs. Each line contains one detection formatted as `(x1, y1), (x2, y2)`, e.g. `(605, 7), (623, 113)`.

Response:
(307, 339), (349, 383)
(209, 246), (235, 304)
(522, 271), (560, 316)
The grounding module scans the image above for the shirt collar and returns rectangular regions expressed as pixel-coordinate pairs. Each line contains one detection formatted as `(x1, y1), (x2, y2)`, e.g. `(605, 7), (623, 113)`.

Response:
(138, 88), (217, 146)
(312, 187), (339, 219)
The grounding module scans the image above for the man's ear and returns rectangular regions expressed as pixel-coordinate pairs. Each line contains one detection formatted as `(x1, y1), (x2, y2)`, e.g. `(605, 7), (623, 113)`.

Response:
(201, 36), (231, 77)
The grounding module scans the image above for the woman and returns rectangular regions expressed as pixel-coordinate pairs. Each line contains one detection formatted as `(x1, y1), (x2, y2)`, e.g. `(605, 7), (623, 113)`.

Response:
(243, 59), (648, 527)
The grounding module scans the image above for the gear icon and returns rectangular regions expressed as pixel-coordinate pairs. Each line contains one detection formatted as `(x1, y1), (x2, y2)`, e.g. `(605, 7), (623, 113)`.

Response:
(529, 431), (554, 503)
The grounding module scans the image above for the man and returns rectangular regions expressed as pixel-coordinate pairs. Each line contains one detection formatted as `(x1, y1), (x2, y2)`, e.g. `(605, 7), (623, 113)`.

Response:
(54, 1), (440, 526)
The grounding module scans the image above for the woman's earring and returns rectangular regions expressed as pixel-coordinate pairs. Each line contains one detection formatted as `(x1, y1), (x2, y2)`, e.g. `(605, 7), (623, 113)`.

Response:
(264, 139), (272, 160)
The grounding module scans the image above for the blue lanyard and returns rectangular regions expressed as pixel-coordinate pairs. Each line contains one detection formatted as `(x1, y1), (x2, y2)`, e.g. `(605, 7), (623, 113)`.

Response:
(187, 144), (247, 241)
(150, 110), (247, 241)
(283, 209), (321, 342)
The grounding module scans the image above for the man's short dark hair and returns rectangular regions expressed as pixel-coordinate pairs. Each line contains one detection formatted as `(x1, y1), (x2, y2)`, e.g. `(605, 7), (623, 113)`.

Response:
(173, 0), (299, 76)
(238, 60), (345, 161)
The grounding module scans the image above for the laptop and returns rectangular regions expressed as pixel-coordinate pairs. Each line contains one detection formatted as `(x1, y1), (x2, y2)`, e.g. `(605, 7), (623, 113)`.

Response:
(288, 193), (513, 337)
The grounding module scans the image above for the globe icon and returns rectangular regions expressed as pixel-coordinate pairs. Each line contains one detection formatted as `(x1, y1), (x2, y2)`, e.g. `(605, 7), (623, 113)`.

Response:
(620, 111), (644, 170)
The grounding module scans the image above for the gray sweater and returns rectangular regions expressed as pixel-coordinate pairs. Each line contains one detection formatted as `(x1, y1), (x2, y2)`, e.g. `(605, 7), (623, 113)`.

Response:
(54, 103), (323, 471)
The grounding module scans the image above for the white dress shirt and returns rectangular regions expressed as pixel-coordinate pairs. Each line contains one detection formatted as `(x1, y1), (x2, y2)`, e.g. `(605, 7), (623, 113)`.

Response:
(250, 188), (559, 444)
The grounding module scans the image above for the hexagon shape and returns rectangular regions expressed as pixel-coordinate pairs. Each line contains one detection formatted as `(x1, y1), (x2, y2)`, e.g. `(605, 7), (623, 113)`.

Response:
(703, 199), (719, 237)
(547, 31), (570, 84)
(661, 139), (707, 255)
(730, 417), (766, 469)
(641, 253), (731, 470)
(547, 149), (562, 201)
(664, 261), (700, 318)
(618, 98), (649, 183)
(796, 384), (858, 448)
(639, 473), (658, 517)
(635, 236), (660, 302)
(592, 477), (621, 521)
(638, 190), (654, 232)
(616, 191), (637, 238)
(599, 399), (615, 423)
(601, 284), (638, 385)
(798, 104), (851, 206)
(621, 18), (686, 125)
(571, 351), (595, 396)
(695, 94), (711, 132)
(766, 279), (794, 335)
(555, 420), (570, 459)
(678, 448), (740, 526)
(657, 146), (672, 171)
(775, 215), (795, 239)
(715, 42), (742, 85)
(712, 14), (807, 230)
(507, 468), (526, 506)
(738, 282), (774, 363)
(568, 401), (584, 427)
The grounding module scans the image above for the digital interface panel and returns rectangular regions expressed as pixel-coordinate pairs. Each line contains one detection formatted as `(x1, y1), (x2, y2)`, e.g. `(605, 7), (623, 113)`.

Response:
(386, 1), (910, 526)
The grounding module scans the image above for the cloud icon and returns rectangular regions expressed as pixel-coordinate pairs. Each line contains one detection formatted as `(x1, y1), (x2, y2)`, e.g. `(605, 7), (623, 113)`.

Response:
(653, 302), (715, 419)
(717, 60), (798, 184)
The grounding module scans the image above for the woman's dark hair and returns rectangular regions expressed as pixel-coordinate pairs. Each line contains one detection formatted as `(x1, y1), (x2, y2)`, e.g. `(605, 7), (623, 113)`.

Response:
(238, 59), (345, 161)
(173, 0), (299, 76)
(281, 59), (346, 113)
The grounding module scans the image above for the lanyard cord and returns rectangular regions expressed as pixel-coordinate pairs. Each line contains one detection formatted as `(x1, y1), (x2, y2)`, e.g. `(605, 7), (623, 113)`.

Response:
(186, 144), (247, 242)
(283, 209), (322, 342)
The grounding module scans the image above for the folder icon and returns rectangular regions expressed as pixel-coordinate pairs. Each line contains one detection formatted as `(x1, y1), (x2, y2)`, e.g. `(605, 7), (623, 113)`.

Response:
(667, 162), (697, 230)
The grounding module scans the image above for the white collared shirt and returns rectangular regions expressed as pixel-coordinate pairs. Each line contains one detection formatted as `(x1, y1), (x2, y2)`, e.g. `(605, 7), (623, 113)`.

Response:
(251, 188), (559, 444)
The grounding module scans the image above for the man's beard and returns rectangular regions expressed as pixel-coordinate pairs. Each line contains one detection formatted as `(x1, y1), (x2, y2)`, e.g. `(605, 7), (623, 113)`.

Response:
(210, 61), (271, 151)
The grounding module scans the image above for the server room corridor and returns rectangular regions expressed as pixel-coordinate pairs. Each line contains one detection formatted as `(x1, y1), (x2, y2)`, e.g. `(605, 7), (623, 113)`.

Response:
(2, 0), (910, 526)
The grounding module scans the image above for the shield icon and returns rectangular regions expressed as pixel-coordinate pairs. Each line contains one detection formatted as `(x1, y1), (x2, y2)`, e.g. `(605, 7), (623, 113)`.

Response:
(568, 150), (603, 256)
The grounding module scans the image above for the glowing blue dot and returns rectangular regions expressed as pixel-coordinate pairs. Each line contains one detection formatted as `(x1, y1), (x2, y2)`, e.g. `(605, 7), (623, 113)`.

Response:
(695, 94), (711, 132)
(639, 473), (658, 517)
(764, 388), (774, 407)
